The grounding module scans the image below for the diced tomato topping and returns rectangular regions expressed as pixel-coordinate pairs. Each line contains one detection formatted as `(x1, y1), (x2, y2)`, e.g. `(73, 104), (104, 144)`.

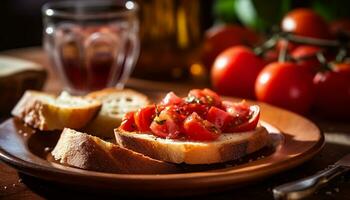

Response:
(119, 112), (136, 131)
(150, 106), (182, 139)
(223, 100), (251, 119)
(134, 105), (156, 132)
(187, 88), (222, 107)
(206, 107), (232, 128)
(223, 101), (260, 132)
(118, 89), (260, 141)
(227, 105), (260, 132)
(183, 112), (221, 141)
(161, 92), (184, 106)
(181, 103), (209, 118)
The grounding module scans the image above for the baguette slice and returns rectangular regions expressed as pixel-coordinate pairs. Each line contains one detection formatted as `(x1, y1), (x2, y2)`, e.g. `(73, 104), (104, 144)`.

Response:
(83, 88), (150, 138)
(115, 126), (269, 164)
(11, 91), (101, 131)
(52, 128), (178, 174)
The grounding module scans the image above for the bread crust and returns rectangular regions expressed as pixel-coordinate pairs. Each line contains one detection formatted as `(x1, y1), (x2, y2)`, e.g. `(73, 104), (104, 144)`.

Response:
(114, 126), (270, 164)
(52, 128), (179, 174)
(11, 91), (101, 131)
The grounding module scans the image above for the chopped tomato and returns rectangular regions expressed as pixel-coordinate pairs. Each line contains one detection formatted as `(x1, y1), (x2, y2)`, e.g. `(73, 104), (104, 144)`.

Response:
(150, 106), (182, 139)
(187, 88), (222, 107)
(119, 112), (136, 131)
(160, 92), (183, 106)
(231, 105), (260, 132)
(206, 107), (232, 128)
(134, 105), (156, 132)
(183, 112), (221, 141)
(223, 100), (250, 119)
(119, 89), (261, 141)
(181, 103), (209, 118)
(225, 105), (260, 132)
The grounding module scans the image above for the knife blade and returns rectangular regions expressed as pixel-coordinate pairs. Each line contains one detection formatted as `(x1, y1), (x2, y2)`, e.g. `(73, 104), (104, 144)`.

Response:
(273, 154), (350, 200)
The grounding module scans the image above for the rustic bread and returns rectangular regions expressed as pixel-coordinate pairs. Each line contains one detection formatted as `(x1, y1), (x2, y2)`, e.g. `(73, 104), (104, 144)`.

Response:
(115, 126), (269, 164)
(83, 88), (150, 138)
(52, 128), (178, 174)
(11, 91), (101, 131)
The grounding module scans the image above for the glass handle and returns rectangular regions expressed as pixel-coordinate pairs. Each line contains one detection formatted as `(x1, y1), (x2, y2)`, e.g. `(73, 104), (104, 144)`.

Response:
(115, 29), (140, 89)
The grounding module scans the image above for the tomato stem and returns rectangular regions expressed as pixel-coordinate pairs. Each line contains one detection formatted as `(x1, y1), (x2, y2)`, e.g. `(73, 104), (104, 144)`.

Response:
(316, 52), (332, 71)
(282, 33), (341, 47)
(335, 47), (347, 62)
(278, 39), (288, 62)
(253, 35), (278, 56)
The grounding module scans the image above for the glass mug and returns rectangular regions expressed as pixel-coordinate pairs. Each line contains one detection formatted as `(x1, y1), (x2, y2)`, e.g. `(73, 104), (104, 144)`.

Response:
(42, 0), (139, 94)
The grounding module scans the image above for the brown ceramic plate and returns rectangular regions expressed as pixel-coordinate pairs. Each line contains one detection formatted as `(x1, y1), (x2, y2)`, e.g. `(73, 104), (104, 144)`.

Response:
(0, 98), (323, 196)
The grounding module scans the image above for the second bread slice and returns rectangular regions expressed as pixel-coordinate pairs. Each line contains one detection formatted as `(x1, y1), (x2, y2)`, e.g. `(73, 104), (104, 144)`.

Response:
(83, 88), (150, 138)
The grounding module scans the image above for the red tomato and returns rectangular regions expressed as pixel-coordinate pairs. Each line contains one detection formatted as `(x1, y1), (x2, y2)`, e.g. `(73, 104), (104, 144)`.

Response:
(276, 40), (298, 53)
(263, 50), (279, 64)
(201, 25), (261, 69)
(281, 8), (331, 39)
(161, 92), (183, 106)
(291, 45), (322, 74)
(134, 105), (156, 132)
(150, 106), (182, 138)
(206, 107), (232, 128)
(119, 112), (136, 131)
(255, 62), (315, 114)
(330, 19), (350, 37)
(211, 46), (265, 99)
(313, 63), (350, 119)
(183, 112), (220, 141)
(188, 88), (222, 107)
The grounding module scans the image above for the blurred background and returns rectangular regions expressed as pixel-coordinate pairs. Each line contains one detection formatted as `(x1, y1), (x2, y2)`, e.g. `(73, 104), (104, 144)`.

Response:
(2, 0), (350, 80)
(2, 0), (350, 51)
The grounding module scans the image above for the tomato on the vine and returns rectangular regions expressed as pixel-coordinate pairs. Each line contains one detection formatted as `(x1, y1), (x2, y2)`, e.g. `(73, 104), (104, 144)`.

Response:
(313, 63), (350, 119)
(276, 39), (298, 53)
(211, 46), (265, 99)
(281, 8), (331, 39)
(263, 50), (279, 64)
(201, 25), (261, 69)
(330, 19), (350, 37)
(255, 62), (315, 114)
(291, 45), (322, 74)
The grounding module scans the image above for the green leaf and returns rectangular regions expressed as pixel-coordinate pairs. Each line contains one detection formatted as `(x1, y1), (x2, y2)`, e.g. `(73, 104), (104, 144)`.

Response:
(213, 0), (238, 23)
(233, 0), (291, 31)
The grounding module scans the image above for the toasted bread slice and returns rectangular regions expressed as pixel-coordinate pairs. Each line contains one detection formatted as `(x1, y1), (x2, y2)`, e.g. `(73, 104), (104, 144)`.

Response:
(115, 126), (269, 164)
(52, 128), (178, 174)
(11, 91), (101, 131)
(83, 88), (150, 138)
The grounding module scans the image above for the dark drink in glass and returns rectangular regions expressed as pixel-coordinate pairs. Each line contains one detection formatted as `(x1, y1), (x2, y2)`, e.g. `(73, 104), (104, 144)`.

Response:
(43, 0), (139, 94)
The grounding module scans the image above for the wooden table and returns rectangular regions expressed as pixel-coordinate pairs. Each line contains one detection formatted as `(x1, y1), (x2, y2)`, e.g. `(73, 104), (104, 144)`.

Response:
(1, 47), (350, 200)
